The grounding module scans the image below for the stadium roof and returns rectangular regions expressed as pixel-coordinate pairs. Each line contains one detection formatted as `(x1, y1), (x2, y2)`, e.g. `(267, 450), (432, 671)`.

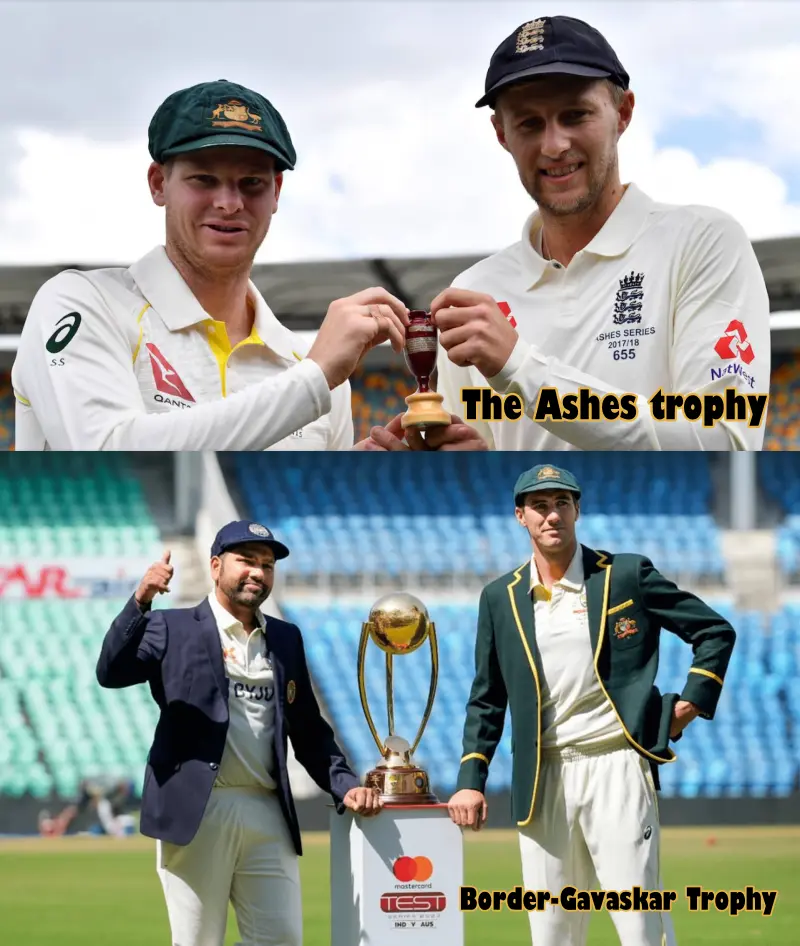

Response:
(1, 235), (799, 334)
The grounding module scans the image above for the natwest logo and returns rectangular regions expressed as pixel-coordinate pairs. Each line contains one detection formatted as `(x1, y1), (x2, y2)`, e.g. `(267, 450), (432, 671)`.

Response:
(393, 856), (433, 882)
(380, 892), (447, 913)
(498, 301), (517, 329)
(714, 320), (755, 365)
(147, 344), (196, 402)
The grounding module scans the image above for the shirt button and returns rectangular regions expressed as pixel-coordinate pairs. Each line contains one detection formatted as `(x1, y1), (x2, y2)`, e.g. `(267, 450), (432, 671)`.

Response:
(210, 763), (219, 771)
(552, 262), (562, 269)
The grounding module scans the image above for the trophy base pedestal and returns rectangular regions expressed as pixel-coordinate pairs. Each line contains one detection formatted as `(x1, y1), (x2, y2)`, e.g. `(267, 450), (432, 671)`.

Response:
(364, 764), (439, 804)
(330, 805), (464, 946)
(401, 392), (451, 430)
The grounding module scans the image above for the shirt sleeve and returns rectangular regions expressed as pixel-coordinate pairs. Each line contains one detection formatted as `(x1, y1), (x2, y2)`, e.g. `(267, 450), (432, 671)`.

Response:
(435, 347), (496, 449)
(11, 271), (333, 451)
(329, 379), (355, 450)
(465, 213), (769, 451)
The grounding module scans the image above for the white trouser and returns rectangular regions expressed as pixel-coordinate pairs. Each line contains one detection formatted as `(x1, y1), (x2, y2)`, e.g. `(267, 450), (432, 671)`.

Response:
(518, 741), (677, 946)
(156, 786), (301, 946)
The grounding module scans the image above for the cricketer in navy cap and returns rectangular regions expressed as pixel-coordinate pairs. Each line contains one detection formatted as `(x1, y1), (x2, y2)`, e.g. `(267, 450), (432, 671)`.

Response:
(476, 15), (629, 108)
(211, 520), (290, 560)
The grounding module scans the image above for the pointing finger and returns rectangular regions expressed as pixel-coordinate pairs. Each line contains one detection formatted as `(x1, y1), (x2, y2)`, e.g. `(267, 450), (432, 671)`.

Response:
(161, 550), (172, 564)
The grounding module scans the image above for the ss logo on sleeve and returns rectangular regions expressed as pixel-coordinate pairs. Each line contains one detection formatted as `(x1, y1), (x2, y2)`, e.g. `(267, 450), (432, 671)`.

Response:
(46, 312), (82, 354)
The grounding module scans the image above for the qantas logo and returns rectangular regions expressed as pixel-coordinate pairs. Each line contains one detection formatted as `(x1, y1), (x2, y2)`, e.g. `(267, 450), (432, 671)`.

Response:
(714, 320), (754, 365)
(498, 301), (517, 329)
(146, 344), (195, 402)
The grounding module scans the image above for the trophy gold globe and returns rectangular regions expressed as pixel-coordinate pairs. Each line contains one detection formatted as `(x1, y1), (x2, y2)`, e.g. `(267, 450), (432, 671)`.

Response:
(358, 593), (439, 803)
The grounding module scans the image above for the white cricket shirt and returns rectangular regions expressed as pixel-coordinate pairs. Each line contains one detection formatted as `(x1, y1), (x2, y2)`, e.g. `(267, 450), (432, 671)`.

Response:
(531, 550), (623, 750)
(208, 593), (277, 791)
(437, 183), (770, 450)
(11, 246), (353, 451)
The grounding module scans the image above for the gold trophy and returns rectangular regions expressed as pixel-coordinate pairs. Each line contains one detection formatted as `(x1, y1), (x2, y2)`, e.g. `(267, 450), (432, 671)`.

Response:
(401, 310), (451, 430)
(358, 593), (439, 803)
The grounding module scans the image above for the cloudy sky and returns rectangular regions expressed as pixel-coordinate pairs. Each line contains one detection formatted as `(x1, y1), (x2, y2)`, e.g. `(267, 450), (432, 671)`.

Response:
(0, 0), (798, 265)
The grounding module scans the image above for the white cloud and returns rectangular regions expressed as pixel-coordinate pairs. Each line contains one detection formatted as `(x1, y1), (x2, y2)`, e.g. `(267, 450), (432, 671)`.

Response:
(0, 1), (798, 265)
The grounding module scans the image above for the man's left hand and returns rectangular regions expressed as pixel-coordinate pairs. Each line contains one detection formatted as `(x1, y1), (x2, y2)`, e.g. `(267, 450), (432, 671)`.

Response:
(431, 288), (518, 378)
(670, 700), (701, 738)
(343, 786), (384, 816)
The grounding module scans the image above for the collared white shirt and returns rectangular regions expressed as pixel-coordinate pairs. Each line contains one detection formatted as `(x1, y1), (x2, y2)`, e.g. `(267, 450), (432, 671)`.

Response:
(208, 593), (277, 791)
(437, 183), (770, 451)
(531, 549), (623, 750)
(12, 245), (353, 451)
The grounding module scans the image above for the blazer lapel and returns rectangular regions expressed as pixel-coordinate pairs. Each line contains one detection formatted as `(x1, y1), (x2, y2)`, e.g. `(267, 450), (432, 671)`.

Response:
(264, 616), (286, 713)
(583, 545), (612, 660)
(507, 560), (538, 664)
(195, 599), (229, 699)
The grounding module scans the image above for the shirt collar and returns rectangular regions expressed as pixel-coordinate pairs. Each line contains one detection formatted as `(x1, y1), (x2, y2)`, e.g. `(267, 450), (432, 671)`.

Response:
(207, 591), (265, 636)
(129, 246), (303, 363)
(517, 182), (654, 290)
(530, 545), (584, 595)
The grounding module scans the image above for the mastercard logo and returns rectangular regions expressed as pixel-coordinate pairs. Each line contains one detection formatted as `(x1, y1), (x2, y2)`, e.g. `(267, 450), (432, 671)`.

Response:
(392, 856), (433, 882)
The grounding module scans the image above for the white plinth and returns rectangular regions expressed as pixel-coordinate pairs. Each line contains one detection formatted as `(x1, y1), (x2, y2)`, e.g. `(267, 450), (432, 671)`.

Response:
(331, 804), (464, 946)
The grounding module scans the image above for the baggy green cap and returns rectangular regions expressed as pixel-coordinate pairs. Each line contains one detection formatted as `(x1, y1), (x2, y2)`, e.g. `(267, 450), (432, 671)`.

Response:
(148, 79), (296, 172)
(513, 464), (581, 506)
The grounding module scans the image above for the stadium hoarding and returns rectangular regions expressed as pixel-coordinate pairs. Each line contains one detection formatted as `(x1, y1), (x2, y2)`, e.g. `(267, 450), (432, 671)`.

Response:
(0, 557), (179, 599)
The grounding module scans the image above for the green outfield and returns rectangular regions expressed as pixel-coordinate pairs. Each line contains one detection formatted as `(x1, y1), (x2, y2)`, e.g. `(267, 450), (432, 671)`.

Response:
(0, 826), (796, 945)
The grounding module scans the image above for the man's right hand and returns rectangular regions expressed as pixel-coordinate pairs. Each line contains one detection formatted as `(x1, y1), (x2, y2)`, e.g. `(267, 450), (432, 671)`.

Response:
(134, 550), (173, 607)
(447, 789), (488, 831)
(307, 288), (409, 390)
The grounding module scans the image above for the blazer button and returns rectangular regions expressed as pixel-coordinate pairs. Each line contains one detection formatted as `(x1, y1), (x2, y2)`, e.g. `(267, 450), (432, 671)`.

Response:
(174, 764), (180, 772)
(209, 763), (219, 771)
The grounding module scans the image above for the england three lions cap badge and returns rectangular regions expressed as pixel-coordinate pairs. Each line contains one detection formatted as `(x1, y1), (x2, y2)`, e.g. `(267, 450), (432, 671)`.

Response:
(287, 680), (296, 704)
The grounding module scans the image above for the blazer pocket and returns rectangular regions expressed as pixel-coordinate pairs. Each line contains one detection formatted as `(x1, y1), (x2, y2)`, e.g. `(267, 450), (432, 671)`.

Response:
(607, 598), (635, 616)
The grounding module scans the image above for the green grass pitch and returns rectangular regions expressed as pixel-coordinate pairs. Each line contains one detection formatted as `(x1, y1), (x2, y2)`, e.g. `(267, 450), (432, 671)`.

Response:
(0, 826), (795, 944)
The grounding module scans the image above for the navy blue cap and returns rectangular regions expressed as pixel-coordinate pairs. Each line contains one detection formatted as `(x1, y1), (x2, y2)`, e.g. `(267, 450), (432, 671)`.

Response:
(210, 520), (290, 560)
(477, 16), (629, 108)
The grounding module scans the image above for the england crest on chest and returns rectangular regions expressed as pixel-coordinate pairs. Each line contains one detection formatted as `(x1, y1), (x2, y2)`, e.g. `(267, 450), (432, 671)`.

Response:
(612, 271), (645, 325)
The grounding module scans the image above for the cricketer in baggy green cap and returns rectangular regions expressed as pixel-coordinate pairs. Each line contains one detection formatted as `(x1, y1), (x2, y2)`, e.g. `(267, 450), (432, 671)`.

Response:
(148, 79), (297, 172)
(513, 463), (581, 506)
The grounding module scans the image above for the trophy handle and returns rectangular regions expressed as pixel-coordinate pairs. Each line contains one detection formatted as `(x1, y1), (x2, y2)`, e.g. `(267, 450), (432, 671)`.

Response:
(410, 622), (438, 756)
(386, 651), (395, 738)
(358, 622), (385, 756)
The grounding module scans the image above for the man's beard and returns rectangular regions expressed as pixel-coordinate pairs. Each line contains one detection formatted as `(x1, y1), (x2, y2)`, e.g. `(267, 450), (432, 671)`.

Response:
(525, 151), (616, 217)
(223, 577), (270, 609)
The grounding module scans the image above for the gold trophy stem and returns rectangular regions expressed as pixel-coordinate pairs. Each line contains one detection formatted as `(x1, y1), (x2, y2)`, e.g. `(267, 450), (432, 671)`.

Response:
(357, 623), (385, 756)
(386, 652), (395, 738)
(411, 623), (438, 756)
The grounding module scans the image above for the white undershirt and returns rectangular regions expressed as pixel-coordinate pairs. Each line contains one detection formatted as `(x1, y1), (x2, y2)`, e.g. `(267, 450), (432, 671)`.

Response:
(208, 593), (277, 790)
(531, 549), (623, 749)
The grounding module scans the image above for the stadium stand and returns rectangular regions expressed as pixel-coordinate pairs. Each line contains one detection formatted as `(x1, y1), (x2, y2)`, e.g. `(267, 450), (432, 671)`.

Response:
(764, 353), (800, 451)
(760, 451), (800, 581)
(1, 452), (798, 810)
(232, 451), (799, 799)
(232, 451), (724, 584)
(349, 365), (415, 443)
(0, 454), (161, 799)
(277, 597), (800, 799)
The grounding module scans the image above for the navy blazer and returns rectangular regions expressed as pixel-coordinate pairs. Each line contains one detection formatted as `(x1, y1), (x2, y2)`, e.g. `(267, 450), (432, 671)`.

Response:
(96, 595), (360, 854)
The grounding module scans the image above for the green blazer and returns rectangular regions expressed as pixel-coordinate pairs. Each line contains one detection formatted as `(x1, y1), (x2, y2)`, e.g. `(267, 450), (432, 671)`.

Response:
(456, 545), (735, 827)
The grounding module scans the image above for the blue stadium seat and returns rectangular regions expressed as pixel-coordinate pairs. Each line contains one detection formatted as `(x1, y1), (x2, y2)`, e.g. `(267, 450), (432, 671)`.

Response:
(280, 596), (799, 800)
